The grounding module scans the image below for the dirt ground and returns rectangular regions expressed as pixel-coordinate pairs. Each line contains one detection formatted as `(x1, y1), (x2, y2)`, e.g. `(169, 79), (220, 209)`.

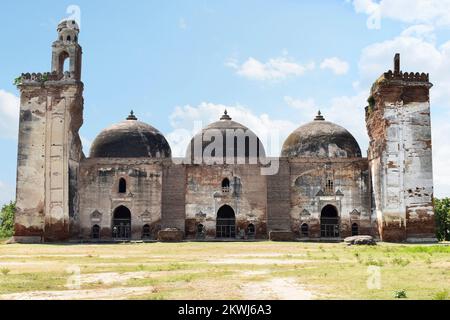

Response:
(0, 241), (448, 300)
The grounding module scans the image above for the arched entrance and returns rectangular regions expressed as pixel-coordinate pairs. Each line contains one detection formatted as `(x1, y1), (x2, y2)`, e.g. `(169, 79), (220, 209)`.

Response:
(320, 205), (340, 238)
(112, 206), (131, 240)
(142, 224), (151, 239)
(216, 205), (236, 239)
(246, 223), (255, 239)
(92, 225), (100, 240)
(352, 223), (359, 236)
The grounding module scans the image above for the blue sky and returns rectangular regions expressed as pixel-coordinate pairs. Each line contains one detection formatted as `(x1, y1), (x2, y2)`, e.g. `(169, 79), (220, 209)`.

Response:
(1, 0), (450, 205)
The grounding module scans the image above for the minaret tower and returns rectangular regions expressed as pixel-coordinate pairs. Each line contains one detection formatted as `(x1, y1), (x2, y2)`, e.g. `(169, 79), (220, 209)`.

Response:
(14, 20), (84, 243)
(366, 54), (435, 242)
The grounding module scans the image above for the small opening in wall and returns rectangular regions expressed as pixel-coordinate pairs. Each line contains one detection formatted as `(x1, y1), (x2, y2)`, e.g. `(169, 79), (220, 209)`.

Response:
(92, 225), (100, 240)
(118, 178), (127, 194)
(196, 224), (205, 239)
(301, 223), (309, 237)
(222, 178), (230, 193)
(58, 51), (70, 74)
(352, 223), (359, 236)
(325, 180), (334, 194)
(142, 224), (151, 239)
(67, 35), (71, 41)
(246, 224), (255, 239)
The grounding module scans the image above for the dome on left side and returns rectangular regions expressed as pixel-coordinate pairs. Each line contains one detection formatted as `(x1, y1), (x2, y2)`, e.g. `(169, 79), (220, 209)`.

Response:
(89, 112), (172, 158)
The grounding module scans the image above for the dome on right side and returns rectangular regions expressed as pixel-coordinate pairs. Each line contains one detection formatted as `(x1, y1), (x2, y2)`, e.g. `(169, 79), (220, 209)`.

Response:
(281, 112), (362, 158)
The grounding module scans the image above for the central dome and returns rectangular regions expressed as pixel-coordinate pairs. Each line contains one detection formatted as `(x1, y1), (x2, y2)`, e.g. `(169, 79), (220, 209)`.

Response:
(281, 112), (361, 158)
(90, 111), (172, 158)
(186, 111), (266, 163)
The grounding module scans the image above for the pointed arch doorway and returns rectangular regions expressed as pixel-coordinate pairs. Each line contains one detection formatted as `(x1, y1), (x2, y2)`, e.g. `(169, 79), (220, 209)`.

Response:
(112, 206), (131, 240)
(216, 205), (236, 239)
(320, 205), (340, 238)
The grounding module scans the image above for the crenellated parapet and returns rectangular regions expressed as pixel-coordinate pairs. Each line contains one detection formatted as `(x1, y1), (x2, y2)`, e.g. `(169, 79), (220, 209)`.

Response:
(383, 70), (429, 82)
(17, 71), (78, 86)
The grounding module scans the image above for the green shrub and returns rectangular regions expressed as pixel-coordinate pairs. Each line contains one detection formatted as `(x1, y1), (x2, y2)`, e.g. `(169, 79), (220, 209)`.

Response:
(1, 267), (10, 276)
(391, 257), (410, 267)
(365, 257), (384, 267)
(433, 290), (448, 300)
(434, 198), (450, 241)
(0, 202), (15, 238)
(394, 289), (407, 299)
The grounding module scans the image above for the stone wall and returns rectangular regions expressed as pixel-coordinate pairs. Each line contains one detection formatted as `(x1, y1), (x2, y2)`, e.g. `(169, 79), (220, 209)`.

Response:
(288, 158), (373, 239)
(184, 164), (267, 239)
(266, 158), (291, 231)
(366, 66), (435, 242)
(77, 158), (167, 240)
(161, 164), (186, 231)
(14, 81), (83, 243)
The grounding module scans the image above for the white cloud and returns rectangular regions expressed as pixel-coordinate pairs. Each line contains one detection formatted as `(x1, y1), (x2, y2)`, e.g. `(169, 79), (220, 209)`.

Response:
(320, 57), (350, 75)
(284, 96), (320, 120)
(357, 28), (450, 196)
(166, 102), (297, 157)
(179, 18), (187, 30)
(431, 114), (450, 198)
(358, 33), (450, 106)
(400, 24), (436, 42)
(350, 0), (450, 28)
(285, 93), (369, 155)
(326, 92), (369, 154)
(227, 56), (315, 81)
(0, 90), (20, 139)
(0, 180), (15, 207)
(80, 136), (92, 156)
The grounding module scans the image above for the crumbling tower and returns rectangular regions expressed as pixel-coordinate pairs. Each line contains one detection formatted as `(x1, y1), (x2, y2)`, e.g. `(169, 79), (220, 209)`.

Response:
(14, 20), (84, 243)
(366, 54), (435, 242)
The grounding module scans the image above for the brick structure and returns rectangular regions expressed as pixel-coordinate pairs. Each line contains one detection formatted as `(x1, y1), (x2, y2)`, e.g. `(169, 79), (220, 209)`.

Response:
(12, 21), (436, 243)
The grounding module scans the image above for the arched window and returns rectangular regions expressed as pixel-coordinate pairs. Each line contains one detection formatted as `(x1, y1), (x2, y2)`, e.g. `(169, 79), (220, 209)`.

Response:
(301, 223), (309, 237)
(246, 224), (256, 239)
(67, 35), (71, 41)
(222, 178), (230, 193)
(118, 178), (127, 194)
(352, 223), (359, 236)
(142, 224), (151, 239)
(196, 224), (205, 239)
(57, 51), (70, 74)
(325, 180), (334, 194)
(92, 225), (100, 239)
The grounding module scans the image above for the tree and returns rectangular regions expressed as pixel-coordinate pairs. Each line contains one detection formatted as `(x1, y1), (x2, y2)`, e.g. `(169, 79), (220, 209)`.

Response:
(0, 202), (15, 238)
(434, 198), (450, 241)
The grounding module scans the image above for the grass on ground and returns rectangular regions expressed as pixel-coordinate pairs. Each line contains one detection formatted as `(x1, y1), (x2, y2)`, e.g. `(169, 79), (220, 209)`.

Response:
(0, 241), (448, 300)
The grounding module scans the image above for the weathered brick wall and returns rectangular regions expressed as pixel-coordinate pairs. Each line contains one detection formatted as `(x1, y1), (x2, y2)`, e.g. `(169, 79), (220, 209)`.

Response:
(367, 70), (435, 242)
(266, 158), (291, 232)
(288, 158), (373, 238)
(78, 159), (165, 240)
(184, 164), (267, 239)
(14, 82), (83, 243)
(14, 86), (48, 242)
(161, 164), (186, 232)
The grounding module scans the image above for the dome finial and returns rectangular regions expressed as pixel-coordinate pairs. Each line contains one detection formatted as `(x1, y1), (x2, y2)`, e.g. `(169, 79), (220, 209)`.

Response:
(127, 110), (138, 121)
(314, 110), (325, 121)
(220, 109), (232, 120)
